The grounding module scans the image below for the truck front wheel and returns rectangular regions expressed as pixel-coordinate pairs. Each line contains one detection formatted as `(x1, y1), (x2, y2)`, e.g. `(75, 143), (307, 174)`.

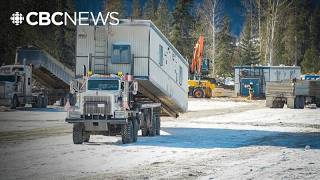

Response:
(121, 121), (133, 144)
(73, 123), (84, 144)
(11, 95), (18, 109)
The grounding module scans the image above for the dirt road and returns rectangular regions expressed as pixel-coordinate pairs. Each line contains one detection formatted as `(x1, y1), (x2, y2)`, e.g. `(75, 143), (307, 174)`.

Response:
(0, 99), (320, 179)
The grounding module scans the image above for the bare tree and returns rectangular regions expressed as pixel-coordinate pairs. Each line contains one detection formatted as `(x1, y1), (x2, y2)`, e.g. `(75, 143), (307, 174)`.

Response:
(200, 0), (224, 76)
(264, 0), (291, 65)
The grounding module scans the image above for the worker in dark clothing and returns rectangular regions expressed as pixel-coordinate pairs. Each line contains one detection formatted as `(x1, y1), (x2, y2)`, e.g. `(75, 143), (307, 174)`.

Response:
(246, 82), (254, 100)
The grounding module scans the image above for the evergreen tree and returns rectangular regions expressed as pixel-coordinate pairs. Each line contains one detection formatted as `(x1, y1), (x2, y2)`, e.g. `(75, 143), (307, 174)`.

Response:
(143, 0), (157, 20)
(171, 0), (195, 60)
(215, 15), (235, 77)
(153, 0), (172, 37)
(239, 18), (260, 65)
(301, 47), (320, 73)
(106, 0), (126, 18)
(132, 0), (142, 19)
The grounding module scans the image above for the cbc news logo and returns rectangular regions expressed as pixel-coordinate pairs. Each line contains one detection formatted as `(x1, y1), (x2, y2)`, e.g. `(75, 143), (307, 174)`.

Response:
(10, 11), (119, 26)
(10, 12), (24, 26)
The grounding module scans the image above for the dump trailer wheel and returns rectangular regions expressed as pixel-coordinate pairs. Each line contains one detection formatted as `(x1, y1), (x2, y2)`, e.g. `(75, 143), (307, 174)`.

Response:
(132, 118), (138, 143)
(193, 88), (204, 98)
(73, 123), (84, 144)
(11, 95), (18, 109)
(121, 121), (134, 144)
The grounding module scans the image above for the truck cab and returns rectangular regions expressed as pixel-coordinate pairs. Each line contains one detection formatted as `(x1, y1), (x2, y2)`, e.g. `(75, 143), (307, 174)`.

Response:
(67, 74), (162, 144)
(0, 65), (32, 108)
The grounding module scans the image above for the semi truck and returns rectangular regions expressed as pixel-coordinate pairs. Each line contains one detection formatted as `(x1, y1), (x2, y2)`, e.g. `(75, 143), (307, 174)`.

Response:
(0, 63), (48, 108)
(266, 80), (320, 108)
(65, 20), (188, 144)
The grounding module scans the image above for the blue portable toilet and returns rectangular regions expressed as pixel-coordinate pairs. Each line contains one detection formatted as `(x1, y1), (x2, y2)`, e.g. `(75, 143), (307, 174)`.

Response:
(240, 78), (261, 97)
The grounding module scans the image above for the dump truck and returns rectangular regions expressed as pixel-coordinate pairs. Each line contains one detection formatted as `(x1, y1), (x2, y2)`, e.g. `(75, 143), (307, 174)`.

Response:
(0, 63), (48, 108)
(0, 46), (74, 108)
(266, 80), (320, 108)
(66, 20), (188, 144)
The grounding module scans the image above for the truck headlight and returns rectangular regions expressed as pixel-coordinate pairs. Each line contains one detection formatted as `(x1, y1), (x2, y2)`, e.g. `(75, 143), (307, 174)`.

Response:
(114, 111), (126, 118)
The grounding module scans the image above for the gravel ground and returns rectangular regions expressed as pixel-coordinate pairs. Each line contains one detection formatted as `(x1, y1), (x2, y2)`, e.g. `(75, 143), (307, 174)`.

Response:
(0, 99), (319, 180)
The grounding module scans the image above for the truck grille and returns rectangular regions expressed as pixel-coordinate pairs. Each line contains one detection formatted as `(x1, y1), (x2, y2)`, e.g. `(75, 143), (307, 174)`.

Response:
(83, 96), (112, 115)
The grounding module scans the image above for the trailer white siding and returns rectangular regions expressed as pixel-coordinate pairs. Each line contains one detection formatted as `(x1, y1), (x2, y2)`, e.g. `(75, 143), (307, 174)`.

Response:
(75, 20), (188, 114)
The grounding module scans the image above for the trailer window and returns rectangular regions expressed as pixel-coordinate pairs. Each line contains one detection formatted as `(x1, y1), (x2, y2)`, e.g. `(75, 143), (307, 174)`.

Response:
(179, 66), (183, 85)
(88, 80), (119, 90)
(159, 45), (163, 66)
(111, 44), (131, 64)
(0, 75), (15, 82)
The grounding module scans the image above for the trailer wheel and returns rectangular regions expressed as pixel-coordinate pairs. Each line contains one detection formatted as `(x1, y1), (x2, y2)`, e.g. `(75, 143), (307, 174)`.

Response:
(193, 88), (204, 98)
(11, 95), (18, 109)
(132, 118), (138, 143)
(121, 120), (133, 144)
(73, 123), (84, 144)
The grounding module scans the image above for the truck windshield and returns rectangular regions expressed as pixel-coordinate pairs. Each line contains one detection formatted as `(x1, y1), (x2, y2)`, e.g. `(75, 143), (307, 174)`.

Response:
(0, 75), (15, 82)
(88, 80), (119, 90)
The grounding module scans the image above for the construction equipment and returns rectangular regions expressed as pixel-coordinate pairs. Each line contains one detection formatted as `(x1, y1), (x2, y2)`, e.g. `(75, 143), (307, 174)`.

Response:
(66, 20), (188, 144)
(188, 35), (216, 98)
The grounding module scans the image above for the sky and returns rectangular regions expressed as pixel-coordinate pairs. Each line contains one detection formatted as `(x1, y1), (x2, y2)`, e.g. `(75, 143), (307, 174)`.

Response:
(76, 0), (245, 36)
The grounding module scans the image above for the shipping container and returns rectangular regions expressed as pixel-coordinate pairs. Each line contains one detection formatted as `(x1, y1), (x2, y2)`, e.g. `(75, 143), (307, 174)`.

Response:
(75, 19), (188, 115)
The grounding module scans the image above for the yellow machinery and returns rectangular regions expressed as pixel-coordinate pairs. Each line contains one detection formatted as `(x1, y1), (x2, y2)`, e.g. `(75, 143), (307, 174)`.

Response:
(188, 79), (215, 98)
(188, 35), (216, 98)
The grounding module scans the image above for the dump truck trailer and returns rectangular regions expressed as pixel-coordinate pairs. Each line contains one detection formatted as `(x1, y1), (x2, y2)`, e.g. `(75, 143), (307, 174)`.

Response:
(66, 20), (188, 144)
(266, 80), (320, 108)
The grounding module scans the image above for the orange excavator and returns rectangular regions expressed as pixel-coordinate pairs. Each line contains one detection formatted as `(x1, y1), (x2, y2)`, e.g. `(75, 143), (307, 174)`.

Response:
(188, 35), (216, 98)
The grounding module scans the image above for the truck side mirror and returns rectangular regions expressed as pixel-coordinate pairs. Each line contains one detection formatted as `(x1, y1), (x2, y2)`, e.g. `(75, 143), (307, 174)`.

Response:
(132, 81), (138, 95)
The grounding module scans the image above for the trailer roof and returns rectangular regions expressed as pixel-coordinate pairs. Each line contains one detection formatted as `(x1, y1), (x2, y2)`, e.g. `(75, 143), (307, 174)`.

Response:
(117, 19), (189, 66)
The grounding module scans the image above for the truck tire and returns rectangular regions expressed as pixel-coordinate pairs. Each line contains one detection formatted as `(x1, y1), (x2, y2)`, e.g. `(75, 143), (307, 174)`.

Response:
(156, 116), (161, 136)
(132, 118), (138, 143)
(316, 97), (320, 107)
(73, 123), (84, 144)
(141, 111), (149, 136)
(11, 95), (18, 109)
(193, 88), (204, 98)
(121, 121), (133, 144)
(149, 114), (157, 136)
(295, 96), (305, 109)
(41, 95), (48, 108)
